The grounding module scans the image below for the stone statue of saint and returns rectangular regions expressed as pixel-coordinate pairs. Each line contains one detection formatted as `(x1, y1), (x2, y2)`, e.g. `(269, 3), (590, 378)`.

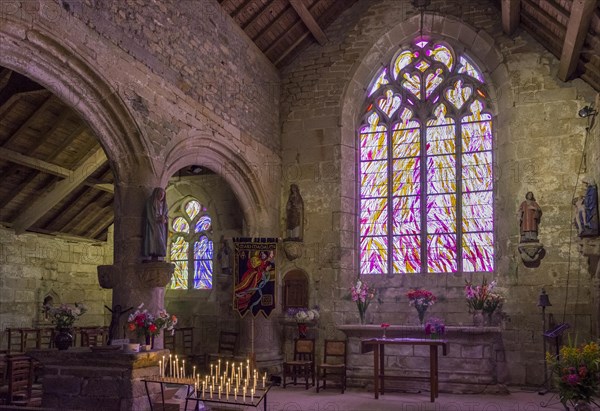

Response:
(519, 191), (542, 242)
(143, 187), (169, 260)
(285, 184), (304, 241)
(580, 176), (599, 237)
(217, 236), (232, 274)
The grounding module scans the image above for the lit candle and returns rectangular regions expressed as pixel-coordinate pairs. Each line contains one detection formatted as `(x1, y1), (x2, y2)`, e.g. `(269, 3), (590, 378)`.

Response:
(218, 385), (221, 400)
(218, 359), (221, 377)
(182, 360), (186, 379)
(193, 366), (196, 383)
(169, 355), (172, 377)
(225, 361), (229, 377)
(243, 386), (246, 403)
(211, 364), (214, 377)
(234, 387), (237, 401)
(251, 388), (255, 403)
(159, 360), (162, 378)
(262, 375), (266, 388)
(226, 382), (229, 400)
(202, 381), (205, 399)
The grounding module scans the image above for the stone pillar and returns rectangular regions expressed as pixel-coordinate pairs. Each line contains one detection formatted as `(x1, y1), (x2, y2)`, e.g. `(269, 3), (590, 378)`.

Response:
(98, 179), (174, 348)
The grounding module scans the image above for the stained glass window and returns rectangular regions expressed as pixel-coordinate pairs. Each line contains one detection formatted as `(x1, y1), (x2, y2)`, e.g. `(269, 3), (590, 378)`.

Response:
(169, 199), (213, 289)
(360, 40), (494, 274)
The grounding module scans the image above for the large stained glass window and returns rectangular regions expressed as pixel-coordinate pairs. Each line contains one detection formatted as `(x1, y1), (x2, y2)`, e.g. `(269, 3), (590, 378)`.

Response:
(360, 40), (494, 274)
(169, 199), (213, 289)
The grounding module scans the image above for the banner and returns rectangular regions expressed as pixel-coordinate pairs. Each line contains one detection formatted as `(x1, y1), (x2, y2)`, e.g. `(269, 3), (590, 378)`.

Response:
(233, 238), (277, 318)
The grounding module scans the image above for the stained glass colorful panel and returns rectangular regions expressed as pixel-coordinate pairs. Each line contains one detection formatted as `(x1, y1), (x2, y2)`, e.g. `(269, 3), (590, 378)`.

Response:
(194, 259), (213, 289)
(427, 194), (456, 233)
(172, 217), (189, 233)
(196, 215), (212, 232)
(428, 44), (453, 70)
(425, 69), (443, 98)
(426, 125), (455, 155)
(170, 261), (188, 289)
(360, 236), (388, 274)
(416, 60), (430, 72)
(393, 196), (420, 235)
(393, 235), (421, 273)
(427, 155), (456, 194)
(462, 192), (493, 232)
(462, 153), (492, 192)
(377, 90), (401, 119)
(402, 73), (421, 99)
(463, 100), (491, 122)
(185, 200), (201, 220)
(170, 236), (188, 260)
(393, 50), (415, 79)
(462, 232), (493, 271)
(427, 234), (457, 272)
(458, 56), (484, 82)
(446, 80), (472, 109)
(462, 121), (492, 152)
(361, 161), (388, 198)
(392, 127), (420, 158)
(369, 68), (390, 96)
(360, 199), (388, 236)
(393, 158), (420, 196)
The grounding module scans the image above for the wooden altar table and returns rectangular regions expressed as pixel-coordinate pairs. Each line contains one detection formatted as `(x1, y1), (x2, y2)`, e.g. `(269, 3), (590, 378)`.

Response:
(361, 337), (447, 402)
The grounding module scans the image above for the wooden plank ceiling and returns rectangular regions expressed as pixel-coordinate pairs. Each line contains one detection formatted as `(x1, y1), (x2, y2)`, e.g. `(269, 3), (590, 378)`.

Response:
(0, 1), (598, 242)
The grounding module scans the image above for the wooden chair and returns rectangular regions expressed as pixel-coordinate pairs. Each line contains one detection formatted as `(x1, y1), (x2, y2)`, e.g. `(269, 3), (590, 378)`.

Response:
(316, 340), (347, 393)
(0, 354), (34, 405)
(80, 327), (107, 347)
(282, 338), (315, 389)
(206, 331), (239, 365)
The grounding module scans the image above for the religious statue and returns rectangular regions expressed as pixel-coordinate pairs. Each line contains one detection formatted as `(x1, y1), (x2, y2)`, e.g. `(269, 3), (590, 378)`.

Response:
(578, 176), (599, 237)
(217, 236), (232, 274)
(519, 191), (542, 242)
(105, 304), (132, 345)
(143, 187), (169, 260)
(285, 184), (304, 241)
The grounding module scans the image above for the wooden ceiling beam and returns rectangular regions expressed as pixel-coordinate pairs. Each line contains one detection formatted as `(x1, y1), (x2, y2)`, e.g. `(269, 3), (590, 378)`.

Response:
(232, 0), (254, 19)
(274, 31), (310, 65)
(289, 0), (327, 45)
(252, 4), (293, 43)
(501, 0), (521, 35)
(522, 0), (566, 36)
(520, 10), (563, 57)
(2, 94), (54, 147)
(11, 147), (108, 234)
(558, 0), (596, 82)
(242, 0), (276, 30)
(545, 0), (570, 22)
(0, 146), (71, 177)
(88, 212), (114, 240)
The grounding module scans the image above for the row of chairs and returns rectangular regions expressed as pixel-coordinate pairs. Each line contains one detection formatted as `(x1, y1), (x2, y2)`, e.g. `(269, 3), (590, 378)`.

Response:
(164, 328), (240, 369)
(282, 339), (347, 393)
(4, 327), (109, 353)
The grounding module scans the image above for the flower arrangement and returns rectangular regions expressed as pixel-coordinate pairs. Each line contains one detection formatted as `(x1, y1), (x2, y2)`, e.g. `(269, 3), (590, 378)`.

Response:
(351, 279), (375, 324)
(464, 278), (501, 313)
(406, 289), (436, 324)
(424, 318), (445, 339)
(546, 340), (600, 407)
(285, 307), (320, 323)
(43, 303), (87, 329)
(127, 304), (177, 338)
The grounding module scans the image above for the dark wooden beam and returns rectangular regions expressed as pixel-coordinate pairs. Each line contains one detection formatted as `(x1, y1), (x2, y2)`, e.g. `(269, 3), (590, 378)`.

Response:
(0, 146), (71, 177)
(1, 94), (54, 147)
(232, 0), (254, 19)
(522, 0), (566, 36)
(545, 0), (570, 22)
(273, 31), (310, 65)
(558, 0), (596, 82)
(289, 0), (327, 45)
(242, 0), (276, 30)
(501, 0), (520, 35)
(252, 4), (293, 43)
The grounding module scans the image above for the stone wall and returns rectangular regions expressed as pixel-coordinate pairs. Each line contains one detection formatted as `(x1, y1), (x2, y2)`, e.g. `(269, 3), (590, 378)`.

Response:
(278, 0), (599, 386)
(0, 227), (113, 349)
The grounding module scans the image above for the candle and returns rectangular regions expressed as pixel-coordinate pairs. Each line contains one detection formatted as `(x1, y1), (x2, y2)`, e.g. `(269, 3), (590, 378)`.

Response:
(243, 387), (246, 403)
(251, 388), (254, 404)
(210, 364), (213, 377)
(210, 384), (213, 399)
(218, 359), (221, 377)
(169, 355), (172, 377)
(202, 381), (205, 399)
(182, 360), (185, 379)
(262, 375), (266, 388)
(225, 361), (229, 377)
(234, 387), (237, 401)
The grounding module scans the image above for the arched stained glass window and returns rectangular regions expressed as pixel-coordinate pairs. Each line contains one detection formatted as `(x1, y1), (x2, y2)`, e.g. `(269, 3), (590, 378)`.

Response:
(169, 199), (213, 289)
(360, 40), (494, 274)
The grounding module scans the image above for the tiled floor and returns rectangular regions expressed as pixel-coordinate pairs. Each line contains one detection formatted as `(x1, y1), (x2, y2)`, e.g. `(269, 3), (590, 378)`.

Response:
(251, 386), (576, 411)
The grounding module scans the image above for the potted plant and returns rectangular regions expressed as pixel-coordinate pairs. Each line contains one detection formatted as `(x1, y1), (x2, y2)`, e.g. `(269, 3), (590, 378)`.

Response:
(43, 302), (87, 350)
(127, 304), (177, 350)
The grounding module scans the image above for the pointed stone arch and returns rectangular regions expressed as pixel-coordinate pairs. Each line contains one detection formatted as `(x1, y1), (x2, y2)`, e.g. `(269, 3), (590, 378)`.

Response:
(0, 18), (151, 182)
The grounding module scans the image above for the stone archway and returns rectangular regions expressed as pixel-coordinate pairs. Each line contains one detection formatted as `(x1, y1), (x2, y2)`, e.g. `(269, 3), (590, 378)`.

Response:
(0, 18), (150, 182)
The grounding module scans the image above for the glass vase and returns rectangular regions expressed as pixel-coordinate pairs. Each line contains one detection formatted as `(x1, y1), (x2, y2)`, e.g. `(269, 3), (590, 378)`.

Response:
(359, 309), (366, 325)
(473, 310), (484, 326)
(417, 308), (427, 325)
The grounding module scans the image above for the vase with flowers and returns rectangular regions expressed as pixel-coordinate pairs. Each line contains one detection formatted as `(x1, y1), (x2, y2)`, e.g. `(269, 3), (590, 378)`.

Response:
(546, 340), (600, 409)
(465, 278), (501, 326)
(424, 317), (445, 340)
(286, 307), (320, 338)
(406, 289), (436, 325)
(380, 323), (390, 339)
(350, 279), (375, 324)
(127, 304), (177, 349)
(43, 302), (87, 350)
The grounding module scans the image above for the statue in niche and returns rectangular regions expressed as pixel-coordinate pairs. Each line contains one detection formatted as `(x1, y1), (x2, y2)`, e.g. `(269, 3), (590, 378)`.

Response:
(285, 184), (304, 241)
(217, 236), (232, 275)
(143, 187), (169, 261)
(519, 191), (542, 242)
(578, 176), (599, 237)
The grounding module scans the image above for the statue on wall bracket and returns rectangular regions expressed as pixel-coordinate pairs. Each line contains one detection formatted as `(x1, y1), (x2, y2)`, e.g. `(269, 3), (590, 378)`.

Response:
(283, 183), (304, 261)
(574, 176), (599, 238)
(518, 191), (545, 267)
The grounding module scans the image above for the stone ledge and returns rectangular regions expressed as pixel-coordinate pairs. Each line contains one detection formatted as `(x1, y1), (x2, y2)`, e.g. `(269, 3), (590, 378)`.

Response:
(338, 324), (502, 335)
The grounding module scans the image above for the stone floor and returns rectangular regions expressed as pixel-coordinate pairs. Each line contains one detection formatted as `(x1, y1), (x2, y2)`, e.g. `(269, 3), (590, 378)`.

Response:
(199, 386), (581, 411)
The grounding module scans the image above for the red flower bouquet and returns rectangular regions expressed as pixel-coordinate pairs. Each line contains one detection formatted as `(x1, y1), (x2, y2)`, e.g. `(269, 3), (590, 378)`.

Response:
(406, 289), (436, 324)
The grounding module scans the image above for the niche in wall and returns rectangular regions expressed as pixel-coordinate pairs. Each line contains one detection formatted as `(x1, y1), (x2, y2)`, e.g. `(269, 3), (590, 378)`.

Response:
(282, 269), (308, 310)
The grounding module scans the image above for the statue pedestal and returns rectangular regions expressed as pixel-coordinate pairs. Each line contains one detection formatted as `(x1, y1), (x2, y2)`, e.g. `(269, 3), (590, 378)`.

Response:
(28, 348), (168, 411)
(518, 242), (545, 267)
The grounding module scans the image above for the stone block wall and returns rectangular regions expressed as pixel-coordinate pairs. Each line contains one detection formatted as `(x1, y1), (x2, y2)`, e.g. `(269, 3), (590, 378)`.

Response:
(278, 0), (599, 387)
(0, 227), (113, 349)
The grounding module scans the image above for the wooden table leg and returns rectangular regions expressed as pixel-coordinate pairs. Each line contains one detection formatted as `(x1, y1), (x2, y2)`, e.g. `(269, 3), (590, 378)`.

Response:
(373, 345), (379, 399)
(379, 343), (385, 396)
(429, 345), (439, 402)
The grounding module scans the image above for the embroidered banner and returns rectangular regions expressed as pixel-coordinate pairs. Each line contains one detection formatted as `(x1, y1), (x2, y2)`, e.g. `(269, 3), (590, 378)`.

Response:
(233, 238), (277, 318)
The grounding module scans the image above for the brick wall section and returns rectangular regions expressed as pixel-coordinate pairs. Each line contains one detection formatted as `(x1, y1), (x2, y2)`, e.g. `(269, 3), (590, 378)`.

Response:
(63, 0), (280, 152)
(279, 0), (598, 386)
(0, 228), (112, 349)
